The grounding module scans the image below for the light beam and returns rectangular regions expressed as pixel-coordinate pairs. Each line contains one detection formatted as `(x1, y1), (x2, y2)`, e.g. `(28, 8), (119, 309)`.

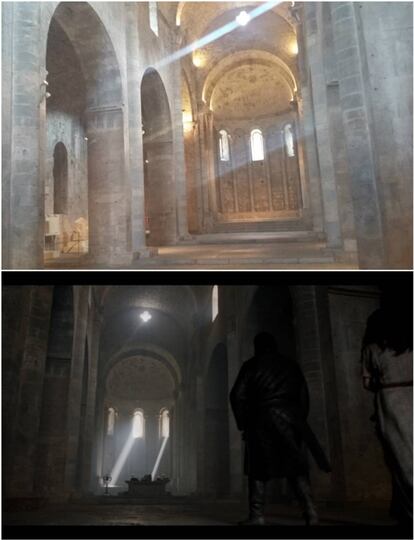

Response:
(154, 1), (282, 70)
(151, 436), (169, 481)
(109, 432), (135, 486)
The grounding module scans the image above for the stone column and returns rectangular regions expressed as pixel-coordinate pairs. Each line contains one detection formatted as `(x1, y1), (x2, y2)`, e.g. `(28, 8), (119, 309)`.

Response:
(227, 329), (244, 496)
(88, 305), (104, 492)
(331, 2), (385, 268)
(5, 3), (44, 268)
(86, 106), (131, 267)
(291, 286), (346, 501)
(171, 42), (191, 241)
(125, 5), (147, 258)
(303, 3), (343, 247)
(198, 106), (216, 232)
(10, 287), (54, 496)
(63, 286), (89, 494)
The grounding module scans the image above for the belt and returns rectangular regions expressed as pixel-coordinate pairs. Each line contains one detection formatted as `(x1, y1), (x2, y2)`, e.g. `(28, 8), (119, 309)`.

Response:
(380, 381), (413, 389)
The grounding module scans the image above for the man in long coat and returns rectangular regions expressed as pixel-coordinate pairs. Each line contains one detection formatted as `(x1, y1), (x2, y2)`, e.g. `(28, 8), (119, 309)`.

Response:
(230, 332), (330, 525)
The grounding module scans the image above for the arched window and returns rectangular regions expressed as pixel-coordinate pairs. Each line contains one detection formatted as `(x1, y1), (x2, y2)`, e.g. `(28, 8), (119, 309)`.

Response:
(53, 142), (68, 214)
(212, 285), (219, 322)
(284, 124), (295, 157)
(132, 409), (145, 439)
(250, 129), (264, 161)
(159, 409), (170, 438)
(107, 407), (116, 436)
(219, 130), (230, 161)
(149, 2), (159, 36)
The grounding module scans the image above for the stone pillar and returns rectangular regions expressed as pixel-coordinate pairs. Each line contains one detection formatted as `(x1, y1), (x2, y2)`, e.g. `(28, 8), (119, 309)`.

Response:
(88, 306), (104, 492)
(291, 286), (346, 501)
(198, 106), (216, 232)
(9, 287), (54, 496)
(63, 287), (89, 494)
(5, 3), (44, 268)
(86, 106), (131, 267)
(303, 3), (343, 247)
(125, 5), (147, 257)
(331, 2), (385, 268)
(171, 47), (190, 241)
(227, 329), (243, 496)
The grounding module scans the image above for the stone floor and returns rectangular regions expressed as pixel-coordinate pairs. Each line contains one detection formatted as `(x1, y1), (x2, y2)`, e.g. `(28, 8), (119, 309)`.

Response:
(4, 497), (397, 527)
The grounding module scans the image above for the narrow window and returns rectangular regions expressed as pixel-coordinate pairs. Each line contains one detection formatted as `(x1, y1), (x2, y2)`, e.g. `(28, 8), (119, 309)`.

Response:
(132, 409), (144, 438)
(53, 142), (68, 214)
(219, 130), (230, 162)
(107, 407), (116, 436)
(149, 2), (159, 36)
(284, 124), (295, 157)
(250, 129), (264, 161)
(212, 285), (219, 322)
(160, 409), (170, 438)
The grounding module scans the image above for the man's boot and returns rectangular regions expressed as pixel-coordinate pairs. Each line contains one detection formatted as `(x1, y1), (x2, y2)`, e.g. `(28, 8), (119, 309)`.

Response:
(239, 478), (266, 525)
(294, 476), (319, 526)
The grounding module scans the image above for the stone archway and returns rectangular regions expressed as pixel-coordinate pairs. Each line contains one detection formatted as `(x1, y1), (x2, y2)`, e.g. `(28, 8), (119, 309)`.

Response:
(44, 2), (128, 266)
(141, 68), (175, 246)
(101, 355), (175, 488)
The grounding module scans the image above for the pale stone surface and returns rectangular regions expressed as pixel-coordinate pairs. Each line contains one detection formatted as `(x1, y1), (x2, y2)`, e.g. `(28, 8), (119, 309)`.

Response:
(2, 2), (412, 269)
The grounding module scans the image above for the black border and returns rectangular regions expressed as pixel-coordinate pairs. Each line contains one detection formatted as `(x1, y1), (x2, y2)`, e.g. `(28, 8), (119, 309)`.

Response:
(2, 270), (413, 289)
(2, 524), (413, 540)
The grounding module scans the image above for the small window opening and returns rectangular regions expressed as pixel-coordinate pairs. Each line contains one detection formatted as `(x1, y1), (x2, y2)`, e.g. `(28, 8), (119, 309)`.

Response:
(212, 285), (219, 322)
(160, 409), (170, 438)
(149, 2), (159, 36)
(284, 124), (295, 157)
(250, 129), (264, 161)
(133, 409), (145, 438)
(219, 130), (230, 161)
(107, 407), (116, 436)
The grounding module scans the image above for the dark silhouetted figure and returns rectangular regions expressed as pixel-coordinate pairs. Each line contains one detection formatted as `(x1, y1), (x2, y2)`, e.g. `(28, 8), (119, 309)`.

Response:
(230, 332), (330, 526)
(361, 293), (413, 526)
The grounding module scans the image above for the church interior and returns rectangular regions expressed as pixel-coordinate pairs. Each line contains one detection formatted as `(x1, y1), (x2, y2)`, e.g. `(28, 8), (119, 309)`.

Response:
(2, 1), (413, 270)
(3, 281), (412, 529)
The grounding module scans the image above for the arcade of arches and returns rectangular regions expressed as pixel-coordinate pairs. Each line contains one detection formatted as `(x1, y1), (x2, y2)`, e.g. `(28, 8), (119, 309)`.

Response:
(2, 2), (413, 269)
(3, 283), (407, 525)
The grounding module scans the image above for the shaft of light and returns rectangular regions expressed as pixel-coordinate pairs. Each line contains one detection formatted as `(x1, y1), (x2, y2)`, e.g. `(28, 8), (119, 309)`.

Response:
(151, 436), (169, 481)
(109, 433), (135, 486)
(154, 0), (281, 70)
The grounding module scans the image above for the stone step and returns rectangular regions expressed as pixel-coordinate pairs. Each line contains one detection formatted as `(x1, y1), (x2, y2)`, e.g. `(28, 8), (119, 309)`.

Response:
(212, 218), (308, 233)
(188, 230), (324, 245)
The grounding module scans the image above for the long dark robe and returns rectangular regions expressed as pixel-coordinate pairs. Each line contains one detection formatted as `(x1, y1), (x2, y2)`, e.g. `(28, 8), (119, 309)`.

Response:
(362, 343), (413, 521)
(230, 352), (314, 481)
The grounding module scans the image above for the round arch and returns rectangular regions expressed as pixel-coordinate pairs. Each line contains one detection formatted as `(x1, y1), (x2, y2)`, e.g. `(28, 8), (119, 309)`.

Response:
(141, 68), (176, 246)
(202, 50), (297, 108)
(42, 2), (128, 267)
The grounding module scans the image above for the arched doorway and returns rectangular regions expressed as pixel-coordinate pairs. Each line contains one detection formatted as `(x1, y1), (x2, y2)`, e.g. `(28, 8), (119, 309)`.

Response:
(44, 3), (127, 266)
(141, 68), (175, 246)
(204, 343), (230, 496)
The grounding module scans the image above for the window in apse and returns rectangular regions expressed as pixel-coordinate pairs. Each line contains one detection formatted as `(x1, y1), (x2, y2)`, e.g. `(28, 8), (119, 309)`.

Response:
(212, 285), (219, 322)
(219, 130), (230, 161)
(160, 409), (170, 438)
(250, 129), (265, 161)
(107, 407), (116, 436)
(133, 409), (145, 438)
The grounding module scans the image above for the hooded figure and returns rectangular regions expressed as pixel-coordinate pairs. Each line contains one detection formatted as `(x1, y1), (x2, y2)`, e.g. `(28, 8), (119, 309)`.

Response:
(230, 332), (330, 525)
